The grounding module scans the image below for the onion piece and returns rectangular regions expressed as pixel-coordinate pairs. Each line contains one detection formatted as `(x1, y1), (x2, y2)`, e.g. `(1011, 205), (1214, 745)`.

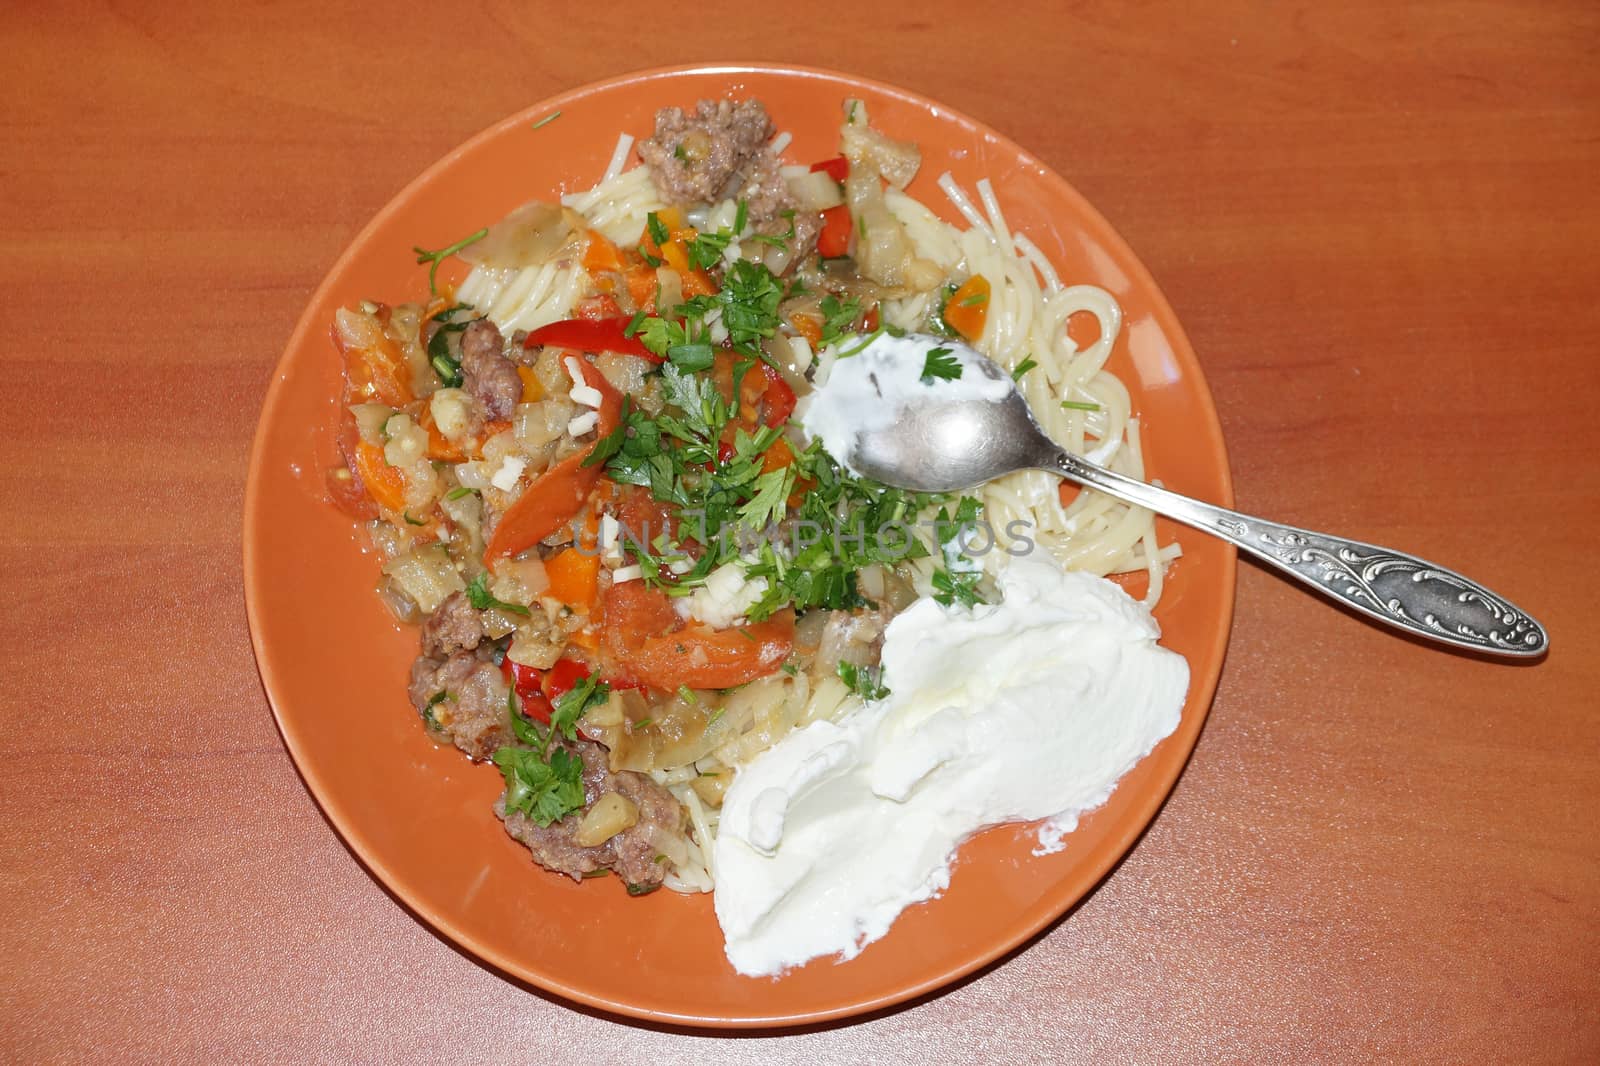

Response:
(574, 792), (639, 847)
(785, 169), (845, 211)
(459, 201), (586, 270)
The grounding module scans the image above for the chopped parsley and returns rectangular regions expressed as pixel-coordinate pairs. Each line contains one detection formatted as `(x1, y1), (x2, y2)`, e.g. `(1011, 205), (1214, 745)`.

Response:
(550, 671), (611, 742)
(667, 341), (715, 372)
(426, 302), (478, 386)
(920, 346), (963, 384)
(932, 567), (985, 608)
(646, 212), (670, 247)
(492, 669), (611, 827)
(686, 229), (732, 271)
(818, 294), (861, 346)
(493, 746), (585, 826)
(413, 230), (488, 296)
(837, 660), (890, 701)
(421, 689), (450, 729)
(930, 497), (988, 608)
(464, 573), (531, 616)
(717, 259), (784, 361)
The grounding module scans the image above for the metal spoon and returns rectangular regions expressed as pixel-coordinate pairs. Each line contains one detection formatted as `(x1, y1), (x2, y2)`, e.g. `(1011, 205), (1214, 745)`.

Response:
(840, 352), (1548, 658)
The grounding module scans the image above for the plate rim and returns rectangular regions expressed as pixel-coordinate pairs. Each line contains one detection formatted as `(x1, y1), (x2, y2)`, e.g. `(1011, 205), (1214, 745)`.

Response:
(243, 60), (1237, 1028)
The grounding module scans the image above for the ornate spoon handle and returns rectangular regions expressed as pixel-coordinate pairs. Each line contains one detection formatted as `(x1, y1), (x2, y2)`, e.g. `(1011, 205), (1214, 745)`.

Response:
(1048, 450), (1548, 657)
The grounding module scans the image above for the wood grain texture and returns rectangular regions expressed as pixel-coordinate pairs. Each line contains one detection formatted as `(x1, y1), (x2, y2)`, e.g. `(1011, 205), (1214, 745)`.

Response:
(3, 0), (1597, 1061)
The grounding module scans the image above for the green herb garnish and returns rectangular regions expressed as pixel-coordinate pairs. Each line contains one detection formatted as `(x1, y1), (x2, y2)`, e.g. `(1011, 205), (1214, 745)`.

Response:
(550, 671), (611, 743)
(818, 294), (861, 347)
(837, 660), (890, 701)
(1011, 357), (1038, 380)
(413, 231), (488, 296)
(646, 212), (670, 248)
(464, 573), (531, 616)
(493, 746), (585, 826)
(920, 346), (963, 383)
(530, 110), (561, 130)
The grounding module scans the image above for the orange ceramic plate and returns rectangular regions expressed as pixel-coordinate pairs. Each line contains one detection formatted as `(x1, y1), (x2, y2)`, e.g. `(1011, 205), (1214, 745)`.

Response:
(244, 64), (1235, 1027)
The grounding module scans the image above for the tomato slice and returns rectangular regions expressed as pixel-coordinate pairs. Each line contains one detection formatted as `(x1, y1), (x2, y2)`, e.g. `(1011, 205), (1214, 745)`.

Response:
(601, 582), (794, 690)
(328, 409), (378, 519)
(484, 360), (621, 561)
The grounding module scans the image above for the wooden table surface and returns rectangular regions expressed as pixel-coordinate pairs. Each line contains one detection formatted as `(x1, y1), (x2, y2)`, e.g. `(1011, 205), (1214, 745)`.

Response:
(6, 1), (1597, 1061)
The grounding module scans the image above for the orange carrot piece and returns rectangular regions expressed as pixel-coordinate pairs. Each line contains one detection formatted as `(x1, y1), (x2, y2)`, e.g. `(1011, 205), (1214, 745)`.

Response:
(581, 229), (623, 273)
(545, 546), (601, 610)
(484, 362), (621, 561)
(624, 266), (658, 314)
(353, 441), (408, 512)
(942, 275), (991, 343)
(791, 314), (823, 346)
(516, 365), (543, 403)
(679, 266), (718, 297)
(417, 403), (465, 462)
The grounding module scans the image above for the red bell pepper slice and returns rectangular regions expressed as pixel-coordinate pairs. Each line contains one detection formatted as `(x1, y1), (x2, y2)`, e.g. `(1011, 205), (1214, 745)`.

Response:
(523, 318), (661, 363)
(759, 364), (796, 427)
(484, 360), (622, 561)
(540, 658), (591, 704)
(817, 205), (852, 258)
(501, 657), (554, 724)
(810, 156), (849, 183)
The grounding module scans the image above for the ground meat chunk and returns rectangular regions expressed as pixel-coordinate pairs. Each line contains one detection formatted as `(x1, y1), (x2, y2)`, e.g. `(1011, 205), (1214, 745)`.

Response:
(496, 739), (686, 888)
(459, 318), (522, 420)
(419, 591), (485, 659)
(784, 204), (825, 260)
(407, 647), (510, 762)
(638, 99), (776, 206)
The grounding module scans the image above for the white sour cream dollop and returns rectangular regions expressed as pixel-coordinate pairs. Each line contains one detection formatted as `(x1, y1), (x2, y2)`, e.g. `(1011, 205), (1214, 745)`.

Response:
(712, 554), (1189, 977)
(798, 332), (1012, 476)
